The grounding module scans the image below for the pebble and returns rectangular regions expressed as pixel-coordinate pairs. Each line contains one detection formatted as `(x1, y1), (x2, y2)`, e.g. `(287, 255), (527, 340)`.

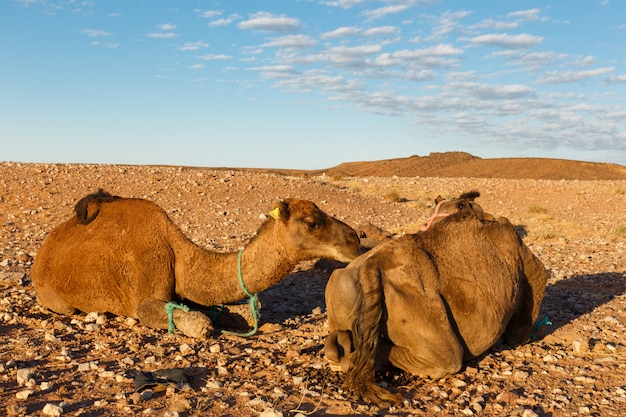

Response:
(42, 403), (64, 416)
(16, 368), (34, 385)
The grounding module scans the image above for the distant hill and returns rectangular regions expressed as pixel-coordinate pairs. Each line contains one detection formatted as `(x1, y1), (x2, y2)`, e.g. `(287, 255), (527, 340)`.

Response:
(311, 152), (626, 180)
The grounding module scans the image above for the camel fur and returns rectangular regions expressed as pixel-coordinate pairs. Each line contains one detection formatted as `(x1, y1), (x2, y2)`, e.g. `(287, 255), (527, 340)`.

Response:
(324, 202), (547, 404)
(32, 189), (361, 338)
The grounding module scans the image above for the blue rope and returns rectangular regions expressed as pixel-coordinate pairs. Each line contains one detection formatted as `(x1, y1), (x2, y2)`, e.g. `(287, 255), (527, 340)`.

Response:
(220, 250), (260, 337)
(165, 301), (190, 334)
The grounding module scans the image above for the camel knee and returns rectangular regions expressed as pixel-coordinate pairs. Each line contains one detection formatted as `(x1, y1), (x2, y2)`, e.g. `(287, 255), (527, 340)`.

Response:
(36, 287), (75, 315)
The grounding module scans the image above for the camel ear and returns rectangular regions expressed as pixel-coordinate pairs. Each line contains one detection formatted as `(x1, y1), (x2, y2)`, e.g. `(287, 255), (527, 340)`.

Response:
(269, 201), (289, 221)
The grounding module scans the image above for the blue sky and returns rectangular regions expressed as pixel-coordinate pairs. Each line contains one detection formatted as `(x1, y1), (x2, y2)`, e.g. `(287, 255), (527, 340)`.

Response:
(2, 0), (625, 169)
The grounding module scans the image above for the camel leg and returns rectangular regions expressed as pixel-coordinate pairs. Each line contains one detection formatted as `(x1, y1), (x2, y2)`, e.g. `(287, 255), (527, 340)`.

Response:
(35, 284), (76, 315)
(388, 339), (463, 379)
(137, 298), (214, 338)
(385, 292), (464, 378)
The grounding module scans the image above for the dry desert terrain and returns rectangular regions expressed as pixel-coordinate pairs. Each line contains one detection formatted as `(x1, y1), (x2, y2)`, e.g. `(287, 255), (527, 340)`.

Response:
(1, 153), (626, 416)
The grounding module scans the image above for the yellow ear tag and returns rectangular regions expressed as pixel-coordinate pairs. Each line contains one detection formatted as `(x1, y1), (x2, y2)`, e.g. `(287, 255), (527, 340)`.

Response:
(269, 207), (280, 220)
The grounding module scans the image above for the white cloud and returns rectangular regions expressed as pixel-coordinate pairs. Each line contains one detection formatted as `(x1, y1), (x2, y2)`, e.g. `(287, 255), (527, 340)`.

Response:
(507, 8), (541, 22)
(605, 74), (626, 84)
(199, 54), (232, 61)
(362, 26), (401, 37)
(197, 10), (222, 18)
(189, 64), (204, 69)
(539, 67), (615, 84)
(427, 10), (472, 40)
(209, 15), (241, 27)
(470, 19), (519, 30)
(178, 41), (210, 51)
(158, 23), (176, 31)
(263, 35), (317, 49)
(250, 65), (299, 79)
(466, 33), (543, 49)
(321, 26), (361, 39)
(238, 12), (300, 33)
(321, 44), (383, 67)
(456, 83), (535, 100)
(361, 5), (409, 21)
(81, 29), (112, 37)
(373, 44), (463, 69)
(90, 42), (120, 48)
(147, 32), (178, 39)
(321, 0), (367, 9)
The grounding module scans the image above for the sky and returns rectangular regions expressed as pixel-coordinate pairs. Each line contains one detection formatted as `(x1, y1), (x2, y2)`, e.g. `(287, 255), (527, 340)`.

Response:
(2, 0), (626, 169)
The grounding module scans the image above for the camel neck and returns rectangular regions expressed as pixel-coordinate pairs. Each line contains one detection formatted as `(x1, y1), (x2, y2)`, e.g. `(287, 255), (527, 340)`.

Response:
(175, 220), (296, 305)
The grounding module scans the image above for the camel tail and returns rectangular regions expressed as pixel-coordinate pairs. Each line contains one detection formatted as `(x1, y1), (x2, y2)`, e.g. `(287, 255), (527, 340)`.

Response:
(346, 264), (403, 405)
(74, 189), (121, 224)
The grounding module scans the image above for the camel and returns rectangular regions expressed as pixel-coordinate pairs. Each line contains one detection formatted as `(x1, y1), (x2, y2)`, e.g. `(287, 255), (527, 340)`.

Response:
(324, 203), (547, 404)
(31, 189), (361, 338)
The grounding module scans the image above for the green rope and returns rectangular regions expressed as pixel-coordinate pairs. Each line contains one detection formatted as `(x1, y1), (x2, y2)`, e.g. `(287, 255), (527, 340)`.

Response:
(165, 301), (190, 334)
(220, 250), (260, 337)
(531, 315), (552, 341)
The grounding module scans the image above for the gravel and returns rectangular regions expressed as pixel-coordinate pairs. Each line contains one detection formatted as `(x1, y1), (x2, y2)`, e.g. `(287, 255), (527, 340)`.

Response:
(1, 161), (625, 416)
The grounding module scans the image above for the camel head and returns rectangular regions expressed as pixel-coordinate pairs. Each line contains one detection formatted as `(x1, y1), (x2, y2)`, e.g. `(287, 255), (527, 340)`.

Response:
(421, 191), (494, 231)
(268, 198), (361, 263)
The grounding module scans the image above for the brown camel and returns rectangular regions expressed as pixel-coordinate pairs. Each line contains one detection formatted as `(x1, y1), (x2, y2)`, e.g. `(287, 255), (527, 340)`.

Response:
(32, 189), (361, 338)
(324, 205), (547, 404)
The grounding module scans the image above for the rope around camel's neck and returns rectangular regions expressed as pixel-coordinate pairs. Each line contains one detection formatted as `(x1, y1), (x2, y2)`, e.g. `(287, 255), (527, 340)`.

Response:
(420, 199), (451, 231)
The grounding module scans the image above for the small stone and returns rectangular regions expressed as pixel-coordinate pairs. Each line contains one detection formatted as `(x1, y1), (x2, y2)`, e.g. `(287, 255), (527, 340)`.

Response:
(84, 312), (99, 323)
(141, 389), (153, 400)
(452, 379), (467, 387)
(42, 403), (64, 416)
(521, 409), (539, 417)
(179, 343), (193, 355)
(513, 370), (530, 380)
(205, 380), (223, 389)
(6, 403), (27, 416)
(16, 368), (34, 385)
(15, 389), (34, 399)
(209, 343), (221, 353)
(572, 339), (589, 354)
(129, 392), (142, 404)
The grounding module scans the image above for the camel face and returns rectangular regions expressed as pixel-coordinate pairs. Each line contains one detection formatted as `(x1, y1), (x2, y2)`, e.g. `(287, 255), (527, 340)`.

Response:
(274, 198), (361, 263)
(31, 190), (361, 338)
(325, 209), (547, 404)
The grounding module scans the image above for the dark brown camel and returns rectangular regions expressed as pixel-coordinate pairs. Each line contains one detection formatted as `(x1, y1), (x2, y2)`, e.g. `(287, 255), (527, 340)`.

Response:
(324, 204), (547, 404)
(32, 189), (361, 338)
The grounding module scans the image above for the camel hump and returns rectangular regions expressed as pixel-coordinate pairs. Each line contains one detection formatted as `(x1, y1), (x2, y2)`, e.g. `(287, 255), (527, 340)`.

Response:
(74, 189), (121, 224)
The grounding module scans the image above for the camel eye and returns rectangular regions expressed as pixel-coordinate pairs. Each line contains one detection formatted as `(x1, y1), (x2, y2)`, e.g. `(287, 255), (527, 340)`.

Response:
(457, 202), (465, 209)
(308, 221), (318, 230)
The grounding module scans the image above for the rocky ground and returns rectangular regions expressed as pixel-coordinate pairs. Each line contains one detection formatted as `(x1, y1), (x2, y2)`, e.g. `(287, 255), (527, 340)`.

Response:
(1, 160), (625, 417)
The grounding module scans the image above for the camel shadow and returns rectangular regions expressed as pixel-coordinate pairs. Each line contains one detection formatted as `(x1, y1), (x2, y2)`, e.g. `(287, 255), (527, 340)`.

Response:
(535, 270), (626, 338)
